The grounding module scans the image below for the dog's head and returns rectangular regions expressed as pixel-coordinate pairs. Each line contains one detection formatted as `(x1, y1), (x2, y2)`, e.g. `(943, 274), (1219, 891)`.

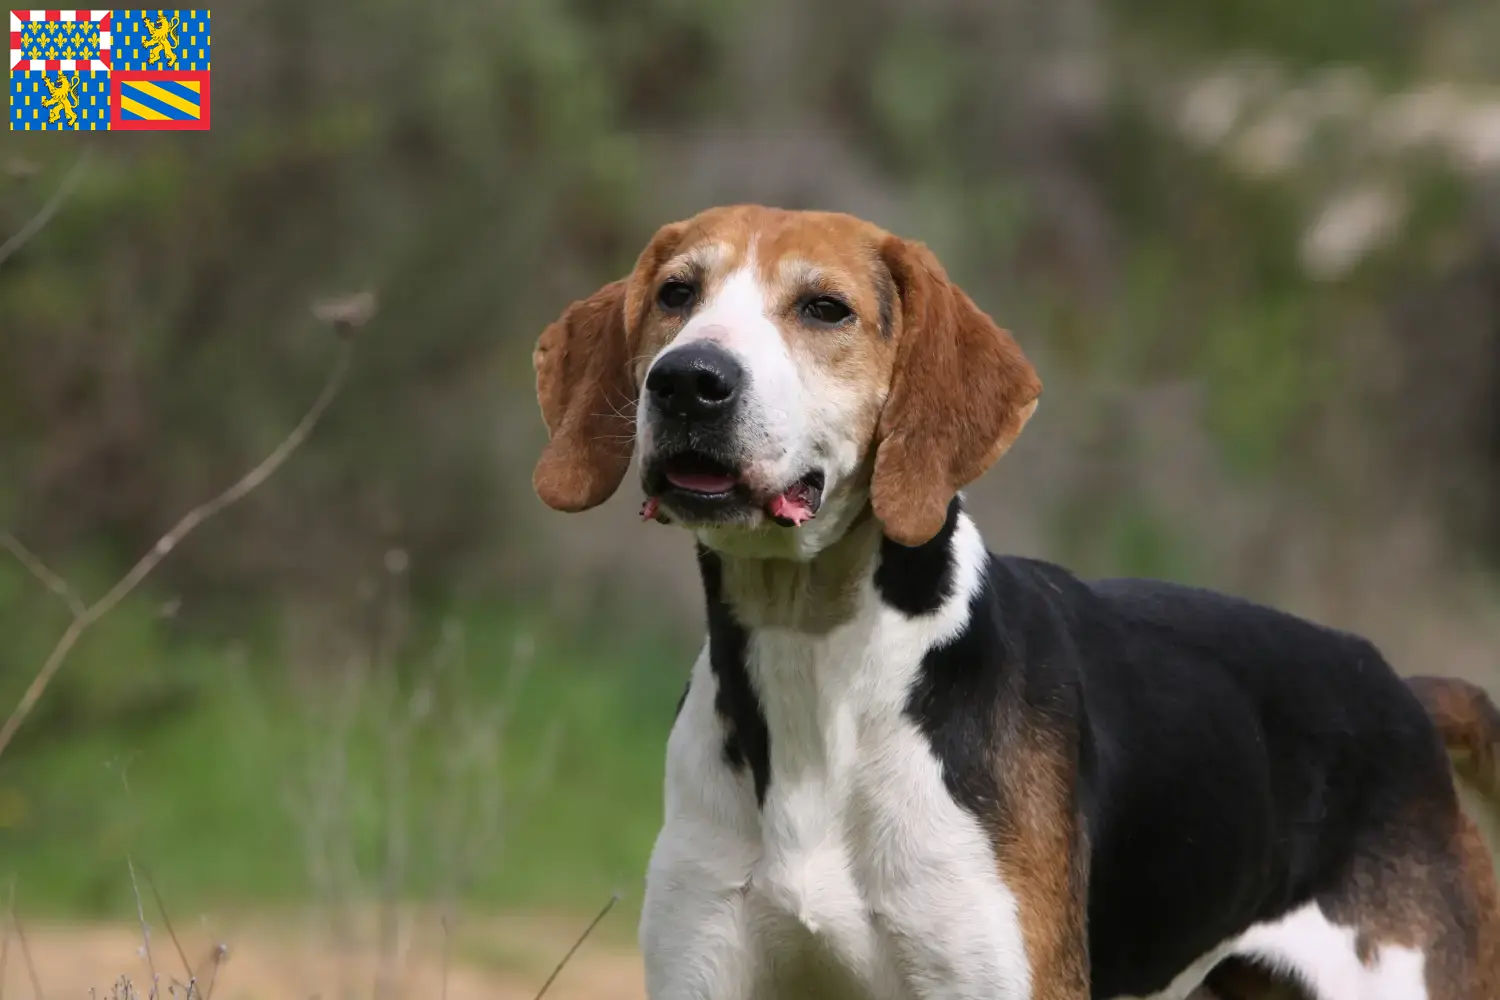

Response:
(532, 205), (1041, 556)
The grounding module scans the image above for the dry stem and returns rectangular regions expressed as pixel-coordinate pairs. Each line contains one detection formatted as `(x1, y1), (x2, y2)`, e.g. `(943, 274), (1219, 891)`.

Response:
(0, 149), (92, 269)
(533, 893), (619, 1000)
(0, 339), (354, 760)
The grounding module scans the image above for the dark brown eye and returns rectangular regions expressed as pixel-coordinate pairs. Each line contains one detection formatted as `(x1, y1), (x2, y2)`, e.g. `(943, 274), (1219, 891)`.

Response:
(801, 296), (853, 325)
(658, 281), (696, 311)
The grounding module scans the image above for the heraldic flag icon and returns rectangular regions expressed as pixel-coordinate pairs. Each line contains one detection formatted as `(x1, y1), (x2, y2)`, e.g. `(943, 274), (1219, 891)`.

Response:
(9, 10), (211, 130)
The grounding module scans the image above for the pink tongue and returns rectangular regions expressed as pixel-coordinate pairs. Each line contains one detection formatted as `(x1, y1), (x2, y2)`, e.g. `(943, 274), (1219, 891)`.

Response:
(666, 471), (736, 494)
(768, 490), (817, 526)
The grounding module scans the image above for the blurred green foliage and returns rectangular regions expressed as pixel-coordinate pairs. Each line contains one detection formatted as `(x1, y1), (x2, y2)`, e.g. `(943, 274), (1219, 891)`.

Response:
(2, 601), (678, 921)
(1, 0), (1498, 918)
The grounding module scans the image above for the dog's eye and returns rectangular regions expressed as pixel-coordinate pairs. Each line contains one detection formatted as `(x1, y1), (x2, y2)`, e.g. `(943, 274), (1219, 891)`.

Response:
(801, 296), (853, 325)
(658, 281), (697, 311)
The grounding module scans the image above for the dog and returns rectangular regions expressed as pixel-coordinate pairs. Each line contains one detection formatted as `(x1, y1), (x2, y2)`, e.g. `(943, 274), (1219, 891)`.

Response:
(530, 204), (1500, 999)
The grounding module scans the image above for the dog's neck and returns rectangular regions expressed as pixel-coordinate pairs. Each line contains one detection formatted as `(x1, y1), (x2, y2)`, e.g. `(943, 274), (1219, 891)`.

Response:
(696, 497), (965, 634)
(700, 509), (882, 632)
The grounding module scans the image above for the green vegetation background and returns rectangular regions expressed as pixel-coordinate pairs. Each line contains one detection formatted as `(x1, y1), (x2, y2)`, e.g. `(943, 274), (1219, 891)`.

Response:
(2, 0), (1499, 929)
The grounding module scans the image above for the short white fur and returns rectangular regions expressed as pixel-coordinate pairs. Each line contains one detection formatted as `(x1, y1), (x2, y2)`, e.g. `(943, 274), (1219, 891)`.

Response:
(639, 511), (1033, 999)
(1120, 901), (1429, 1000)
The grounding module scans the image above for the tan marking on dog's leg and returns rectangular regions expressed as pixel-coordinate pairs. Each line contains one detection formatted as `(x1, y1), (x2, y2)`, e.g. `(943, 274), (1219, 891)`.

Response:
(1454, 808), (1500, 1000)
(990, 725), (1090, 1000)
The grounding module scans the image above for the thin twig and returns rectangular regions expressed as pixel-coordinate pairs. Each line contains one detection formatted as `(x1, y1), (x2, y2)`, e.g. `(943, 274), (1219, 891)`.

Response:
(532, 893), (620, 1000)
(0, 148), (92, 269)
(0, 339), (354, 760)
(10, 909), (43, 1000)
(141, 863), (195, 989)
(196, 943), (227, 1000)
(0, 879), (13, 1000)
(440, 911), (451, 1000)
(127, 858), (160, 998)
(0, 535), (85, 617)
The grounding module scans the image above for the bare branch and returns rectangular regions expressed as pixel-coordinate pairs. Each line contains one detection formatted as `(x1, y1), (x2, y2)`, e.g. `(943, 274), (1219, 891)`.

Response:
(533, 893), (620, 1000)
(195, 943), (227, 1000)
(127, 858), (160, 998)
(10, 904), (44, 1000)
(0, 149), (92, 269)
(440, 910), (452, 1000)
(0, 338), (355, 760)
(140, 863), (195, 989)
(0, 878), (12, 1000)
(0, 533), (86, 617)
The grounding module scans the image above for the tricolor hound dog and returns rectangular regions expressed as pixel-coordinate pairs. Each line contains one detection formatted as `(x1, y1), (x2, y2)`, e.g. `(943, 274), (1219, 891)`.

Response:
(530, 205), (1500, 1000)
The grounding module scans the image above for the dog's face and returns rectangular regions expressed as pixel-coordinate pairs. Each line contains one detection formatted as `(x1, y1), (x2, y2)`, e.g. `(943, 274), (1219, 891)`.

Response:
(532, 205), (1041, 555)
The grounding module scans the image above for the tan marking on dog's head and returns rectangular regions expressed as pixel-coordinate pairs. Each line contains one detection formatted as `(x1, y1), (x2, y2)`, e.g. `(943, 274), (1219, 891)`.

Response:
(532, 205), (1041, 551)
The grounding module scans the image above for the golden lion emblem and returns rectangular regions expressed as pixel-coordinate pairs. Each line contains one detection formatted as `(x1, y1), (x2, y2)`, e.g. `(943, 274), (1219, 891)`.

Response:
(41, 70), (81, 128)
(143, 12), (180, 68)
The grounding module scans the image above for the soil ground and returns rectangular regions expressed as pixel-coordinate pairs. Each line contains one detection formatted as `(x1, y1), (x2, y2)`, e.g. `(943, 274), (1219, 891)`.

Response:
(7, 910), (647, 1000)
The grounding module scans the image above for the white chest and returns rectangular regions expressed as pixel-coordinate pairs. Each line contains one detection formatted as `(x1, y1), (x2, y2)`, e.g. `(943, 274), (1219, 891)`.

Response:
(642, 513), (1033, 1000)
(740, 616), (1028, 999)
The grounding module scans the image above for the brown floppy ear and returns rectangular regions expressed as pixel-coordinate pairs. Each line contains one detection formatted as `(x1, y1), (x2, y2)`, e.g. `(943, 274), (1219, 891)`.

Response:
(532, 280), (635, 512)
(872, 237), (1042, 546)
(532, 223), (687, 512)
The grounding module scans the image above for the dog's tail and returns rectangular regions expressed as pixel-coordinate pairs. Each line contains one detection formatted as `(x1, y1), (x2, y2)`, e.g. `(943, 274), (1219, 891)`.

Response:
(1408, 675), (1500, 802)
(1408, 674), (1500, 993)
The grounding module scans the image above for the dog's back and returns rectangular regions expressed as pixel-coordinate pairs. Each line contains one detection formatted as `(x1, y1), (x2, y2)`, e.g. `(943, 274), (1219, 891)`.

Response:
(1059, 571), (1500, 999)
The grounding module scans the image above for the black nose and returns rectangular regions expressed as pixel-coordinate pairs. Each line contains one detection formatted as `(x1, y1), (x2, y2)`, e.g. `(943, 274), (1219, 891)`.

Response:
(645, 343), (744, 420)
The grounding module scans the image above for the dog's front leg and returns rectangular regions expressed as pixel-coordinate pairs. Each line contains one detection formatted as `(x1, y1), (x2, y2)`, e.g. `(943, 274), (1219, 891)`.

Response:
(866, 783), (1089, 1000)
(641, 656), (766, 1000)
(873, 901), (1034, 1000)
(640, 840), (761, 1000)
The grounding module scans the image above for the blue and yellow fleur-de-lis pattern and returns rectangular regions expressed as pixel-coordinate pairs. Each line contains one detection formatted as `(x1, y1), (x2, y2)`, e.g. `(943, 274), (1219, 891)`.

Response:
(113, 10), (212, 71)
(9, 71), (113, 131)
(17, 19), (103, 63)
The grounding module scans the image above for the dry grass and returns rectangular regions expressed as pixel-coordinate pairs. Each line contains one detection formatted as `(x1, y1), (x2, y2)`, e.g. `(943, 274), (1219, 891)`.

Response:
(4, 908), (644, 1000)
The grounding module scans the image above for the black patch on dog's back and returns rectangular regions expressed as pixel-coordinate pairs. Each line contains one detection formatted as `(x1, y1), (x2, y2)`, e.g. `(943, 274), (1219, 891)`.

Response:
(894, 515), (1457, 997)
(697, 546), (771, 805)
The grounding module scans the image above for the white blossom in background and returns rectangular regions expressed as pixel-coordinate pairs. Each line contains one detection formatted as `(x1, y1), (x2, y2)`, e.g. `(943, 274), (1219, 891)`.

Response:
(1232, 102), (1313, 177)
(1301, 183), (1407, 281)
(1376, 85), (1467, 153)
(1448, 102), (1500, 173)
(1180, 69), (1252, 148)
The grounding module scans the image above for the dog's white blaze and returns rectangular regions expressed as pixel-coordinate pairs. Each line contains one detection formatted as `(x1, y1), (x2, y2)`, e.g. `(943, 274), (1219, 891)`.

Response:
(643, 253), (806, 474)
(641, 511), (1032, 999)
(1117, 901), (1430, 1000)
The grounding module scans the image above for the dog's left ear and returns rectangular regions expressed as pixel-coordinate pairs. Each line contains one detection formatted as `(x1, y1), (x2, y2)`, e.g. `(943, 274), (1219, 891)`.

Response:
(872, 236), (1042, 546)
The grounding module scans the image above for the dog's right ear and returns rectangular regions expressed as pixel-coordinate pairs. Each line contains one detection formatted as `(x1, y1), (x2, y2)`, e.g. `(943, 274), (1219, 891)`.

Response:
(532, 279), (634, 512)
(532, 223), (686, 513)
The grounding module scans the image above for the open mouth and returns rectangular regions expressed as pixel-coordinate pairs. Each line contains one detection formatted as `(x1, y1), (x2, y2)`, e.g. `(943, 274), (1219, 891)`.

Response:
(644, 452), (826, 527)
(662, 452), (739, 496)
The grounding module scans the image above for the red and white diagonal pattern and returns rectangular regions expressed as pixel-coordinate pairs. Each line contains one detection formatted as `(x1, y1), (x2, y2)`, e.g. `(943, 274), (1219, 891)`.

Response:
(9, 10), (111, 72)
